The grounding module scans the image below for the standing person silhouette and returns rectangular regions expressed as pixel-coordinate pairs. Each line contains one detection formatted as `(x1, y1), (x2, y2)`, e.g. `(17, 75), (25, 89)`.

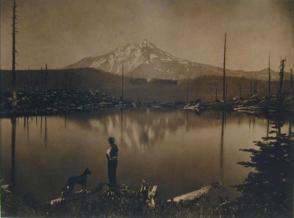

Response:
(106, 137), (118, 188)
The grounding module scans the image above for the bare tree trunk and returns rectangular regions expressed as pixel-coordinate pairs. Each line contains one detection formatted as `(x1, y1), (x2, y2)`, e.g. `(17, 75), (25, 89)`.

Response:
(268, 52), (271, 97)
(278, 59), (286, 96)
(250, 79), (253, 96)
(219, 111), (225, 185)
(290, 68), (293, 94)
(0, 0), (2, 95)
(12, 0), (17, 106)
(222, 33), (227, 103)
(239, 82), (242, 98)
(186, 80), (189, 103)
(121, 64), (124, 103)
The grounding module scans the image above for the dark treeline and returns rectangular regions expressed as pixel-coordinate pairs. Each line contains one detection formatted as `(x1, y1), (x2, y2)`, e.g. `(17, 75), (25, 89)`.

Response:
(236, 117), (292, 218)
(0, 68), (292, 102)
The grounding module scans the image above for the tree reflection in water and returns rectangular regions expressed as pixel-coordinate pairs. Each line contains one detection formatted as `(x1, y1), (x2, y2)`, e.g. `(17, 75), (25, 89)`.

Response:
(237, 117), (292, 218)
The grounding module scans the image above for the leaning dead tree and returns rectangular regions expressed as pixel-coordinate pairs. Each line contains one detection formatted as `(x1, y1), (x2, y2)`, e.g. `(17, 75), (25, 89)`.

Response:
(278, 59), (286, 96)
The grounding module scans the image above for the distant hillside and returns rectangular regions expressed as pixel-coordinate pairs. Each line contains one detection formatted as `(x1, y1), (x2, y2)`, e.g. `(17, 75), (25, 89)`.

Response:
(67, 39), (286, 81)
(0, 68), (290, 102)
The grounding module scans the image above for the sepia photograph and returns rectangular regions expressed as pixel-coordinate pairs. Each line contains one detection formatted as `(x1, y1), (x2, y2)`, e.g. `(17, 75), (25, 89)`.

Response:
(0, 0), (293, 217)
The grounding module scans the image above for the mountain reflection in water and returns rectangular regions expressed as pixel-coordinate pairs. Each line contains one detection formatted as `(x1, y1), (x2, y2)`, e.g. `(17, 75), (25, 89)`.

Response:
(0, 109), (291, 202)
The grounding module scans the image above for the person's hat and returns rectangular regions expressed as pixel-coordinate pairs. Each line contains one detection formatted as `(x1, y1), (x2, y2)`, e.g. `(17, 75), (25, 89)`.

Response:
(108, 137), (115, 144)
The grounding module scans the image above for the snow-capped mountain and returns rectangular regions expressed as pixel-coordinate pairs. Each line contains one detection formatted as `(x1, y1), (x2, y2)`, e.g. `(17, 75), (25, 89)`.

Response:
(67, 39), (280, 80)
(66, 39), (222, 80)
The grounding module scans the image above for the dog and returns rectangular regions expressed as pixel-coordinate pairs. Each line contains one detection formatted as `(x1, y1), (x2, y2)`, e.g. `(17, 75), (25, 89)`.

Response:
(62, 168), (91, 195)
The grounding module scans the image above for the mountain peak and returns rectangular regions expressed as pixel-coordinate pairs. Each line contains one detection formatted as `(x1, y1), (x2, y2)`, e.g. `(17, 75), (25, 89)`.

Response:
(138, 39), (156, 49)
(66, 39), (200, 80)
(68, 40), (278, 81)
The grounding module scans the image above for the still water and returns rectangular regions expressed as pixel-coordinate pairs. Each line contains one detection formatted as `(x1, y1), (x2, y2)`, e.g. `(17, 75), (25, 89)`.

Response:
(0, 109), (288, 201)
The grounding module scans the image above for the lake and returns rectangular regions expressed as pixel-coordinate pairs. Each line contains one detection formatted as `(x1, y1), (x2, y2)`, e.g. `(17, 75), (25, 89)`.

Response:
(0, 109), (290, 201)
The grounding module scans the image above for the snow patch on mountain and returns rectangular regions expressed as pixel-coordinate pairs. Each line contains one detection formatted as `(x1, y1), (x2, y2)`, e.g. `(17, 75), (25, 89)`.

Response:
(150, 54), (158, 60)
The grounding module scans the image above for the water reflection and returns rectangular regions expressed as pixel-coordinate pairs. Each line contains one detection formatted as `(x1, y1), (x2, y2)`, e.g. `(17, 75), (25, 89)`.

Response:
(219, 111), (225, 185)
(1, 110), (287, 202)
(237, 116), (292, 217)
(40, 116), (42, 137)
(73, 110), (232, 151)
(26, 117), (30, 141)
(10, 117), (16, 192)
(120, 108), (124, 147)
(44, 116), (48, 147)
(0, 119), (2, 179)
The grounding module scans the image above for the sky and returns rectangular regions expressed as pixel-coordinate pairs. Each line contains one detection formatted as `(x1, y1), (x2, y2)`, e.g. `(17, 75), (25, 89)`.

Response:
(0, 0), (293, 71)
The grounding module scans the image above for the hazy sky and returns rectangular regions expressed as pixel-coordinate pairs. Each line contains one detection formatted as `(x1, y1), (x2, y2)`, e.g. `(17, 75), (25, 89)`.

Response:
(0, 0), (293, 71)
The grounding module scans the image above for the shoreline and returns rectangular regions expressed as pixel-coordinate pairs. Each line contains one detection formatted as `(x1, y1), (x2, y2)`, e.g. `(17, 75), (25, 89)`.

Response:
(0, 90), (293, 118)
